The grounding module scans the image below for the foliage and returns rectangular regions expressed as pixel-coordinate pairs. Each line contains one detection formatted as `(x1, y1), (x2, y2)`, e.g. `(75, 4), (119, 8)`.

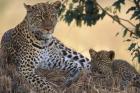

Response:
(112, 0), (140, 63)
(60, 0), (106, 26)
(60, 0), (140, 63)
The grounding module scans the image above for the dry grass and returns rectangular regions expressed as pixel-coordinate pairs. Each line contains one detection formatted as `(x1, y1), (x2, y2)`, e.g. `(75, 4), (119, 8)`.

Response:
(0, 48), (140, 93)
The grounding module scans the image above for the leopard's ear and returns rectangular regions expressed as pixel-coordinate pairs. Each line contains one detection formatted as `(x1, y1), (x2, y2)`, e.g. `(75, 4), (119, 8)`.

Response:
(24, 3), (32, 12)
(108, 50), (115, 60)
(53, 1), (61, 9)
(89, 48), (97, 58)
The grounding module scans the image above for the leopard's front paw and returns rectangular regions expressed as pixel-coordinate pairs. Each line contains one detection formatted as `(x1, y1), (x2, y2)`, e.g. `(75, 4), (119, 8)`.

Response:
(64, 78), (73, 87)
(64, 75), (80, 87)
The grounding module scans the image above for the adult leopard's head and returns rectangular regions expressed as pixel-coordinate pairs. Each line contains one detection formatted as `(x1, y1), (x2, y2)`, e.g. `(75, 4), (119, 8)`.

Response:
(24, 1), (61, 40)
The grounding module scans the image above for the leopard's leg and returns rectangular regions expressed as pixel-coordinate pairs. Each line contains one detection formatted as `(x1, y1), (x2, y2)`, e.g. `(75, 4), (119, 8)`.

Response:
(59, 60), (82, 87)
(120, 80), (128, 91)
(18, 61), (60, 93)
(64, 67), (81, 87)
(39, 59), (82, 87)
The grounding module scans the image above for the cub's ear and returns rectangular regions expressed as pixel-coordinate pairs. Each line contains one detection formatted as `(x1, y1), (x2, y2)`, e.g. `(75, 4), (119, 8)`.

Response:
(53, 1), (61, 9)
(89, 48), (97, 58)
(24, 3), (32, 12)
(108, 50), (115, 60)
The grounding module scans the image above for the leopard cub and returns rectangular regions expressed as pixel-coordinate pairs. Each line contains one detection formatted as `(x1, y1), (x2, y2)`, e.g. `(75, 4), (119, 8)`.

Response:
(89, 48), (140, 90)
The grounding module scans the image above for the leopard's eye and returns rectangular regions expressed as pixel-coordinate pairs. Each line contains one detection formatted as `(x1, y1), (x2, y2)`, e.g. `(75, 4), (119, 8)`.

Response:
(43, 14), (49, 19)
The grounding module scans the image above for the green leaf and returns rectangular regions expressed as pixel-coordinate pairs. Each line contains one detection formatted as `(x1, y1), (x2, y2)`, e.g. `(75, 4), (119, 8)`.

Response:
(138, 54), (140, 63)
(130, 32), (133, 37)
(112, 0), (125, 12)
(128, 43), (136, 51)
(135, 23), (140, 37)
(132, 54), (137, 61)
(113, 2), (121, 12)
(105, 7), (112, 13)
(120, 0), (125, 4)
(100, 10), (106, 19)
(64, 10), (74, 25)
(123, 29), (128, 37)
(125, 39), (131, 42)
(126, 7), (136, 14)
(130, 10), (140, 20)
(58, 4), (66, 16)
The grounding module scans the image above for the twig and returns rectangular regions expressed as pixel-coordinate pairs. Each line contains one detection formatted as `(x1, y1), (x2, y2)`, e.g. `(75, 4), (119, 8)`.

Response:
(95, 1), (136, 35)
(119, 17), (136, 27)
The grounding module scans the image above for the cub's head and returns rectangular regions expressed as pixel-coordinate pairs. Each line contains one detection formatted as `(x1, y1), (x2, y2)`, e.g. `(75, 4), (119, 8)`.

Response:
(24, 1), (61, 40)
(89, 48), (115, 62)
(89, 48), (115, 75)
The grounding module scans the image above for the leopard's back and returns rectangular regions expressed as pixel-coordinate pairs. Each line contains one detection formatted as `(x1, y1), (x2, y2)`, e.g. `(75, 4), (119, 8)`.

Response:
(112, 60), (138, 76)
(1, 29), (17, 63)
(89, 49), (140, 90)
(1, 29), (14, 50)
(112, 60), (140, 89)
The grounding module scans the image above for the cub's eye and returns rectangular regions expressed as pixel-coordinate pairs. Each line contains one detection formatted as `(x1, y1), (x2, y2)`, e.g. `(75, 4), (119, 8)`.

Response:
(43, 14), (49, 18)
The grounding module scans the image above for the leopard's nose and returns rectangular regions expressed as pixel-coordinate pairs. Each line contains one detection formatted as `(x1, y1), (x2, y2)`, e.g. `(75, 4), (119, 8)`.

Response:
(46, 28), (49, 31)
(46, 28), (54, 34)
(45, 27), (52, 31)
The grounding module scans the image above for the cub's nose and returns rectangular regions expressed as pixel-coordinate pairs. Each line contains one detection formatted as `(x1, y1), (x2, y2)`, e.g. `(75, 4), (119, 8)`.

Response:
(45, 28), (54, 34)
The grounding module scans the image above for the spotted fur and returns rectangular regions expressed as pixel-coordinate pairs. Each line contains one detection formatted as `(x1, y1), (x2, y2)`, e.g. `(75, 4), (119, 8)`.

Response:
(112, 60), (140, 90)
(1, 1), (90, 93)
(89, 49), (114, 78)
(89, 49), (140, 90)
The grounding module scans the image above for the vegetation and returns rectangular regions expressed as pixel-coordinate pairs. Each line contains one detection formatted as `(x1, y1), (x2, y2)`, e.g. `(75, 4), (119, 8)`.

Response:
(60, 0), (140, 63)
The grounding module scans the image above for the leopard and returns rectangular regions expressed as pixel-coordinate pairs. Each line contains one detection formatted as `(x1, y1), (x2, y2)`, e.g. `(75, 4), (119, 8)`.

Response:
(1, 1), (91, 93)
(89, 48), (115, 89)
(89, 48), (114, 78)
(89, 48), (140, 91)
(112, 60), (140, 90)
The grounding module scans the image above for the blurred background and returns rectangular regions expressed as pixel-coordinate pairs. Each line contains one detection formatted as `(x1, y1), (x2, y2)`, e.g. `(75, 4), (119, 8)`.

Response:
(0, 0), (139, 71)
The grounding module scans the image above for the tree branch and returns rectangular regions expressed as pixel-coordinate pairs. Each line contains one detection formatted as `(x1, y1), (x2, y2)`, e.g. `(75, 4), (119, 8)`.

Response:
(95, 1), (136, 35)
(119, 17), (136, 27)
